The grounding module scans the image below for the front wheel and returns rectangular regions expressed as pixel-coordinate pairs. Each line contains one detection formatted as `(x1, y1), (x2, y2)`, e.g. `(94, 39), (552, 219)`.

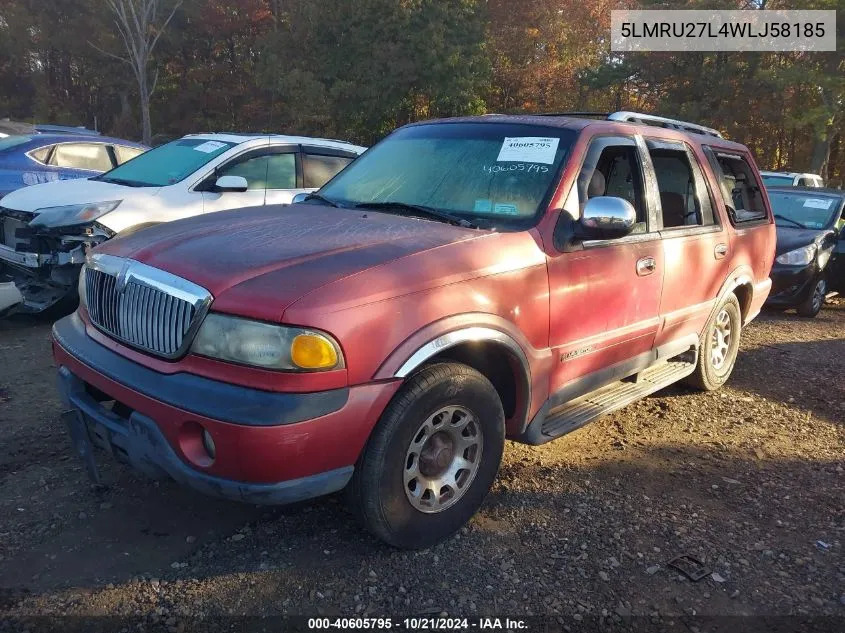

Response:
(350, 362), (505, 549)
(796, 277), (826, 318)
(685, 294), (742, 391)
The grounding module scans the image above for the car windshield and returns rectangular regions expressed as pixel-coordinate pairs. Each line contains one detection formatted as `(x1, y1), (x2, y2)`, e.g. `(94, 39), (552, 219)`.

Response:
(93, 138), (236, 187)
(0, 135), (34, 152)
(762, 174), (794, 187)
(317, 122), (576, 230)
(769, 191), (841, 229)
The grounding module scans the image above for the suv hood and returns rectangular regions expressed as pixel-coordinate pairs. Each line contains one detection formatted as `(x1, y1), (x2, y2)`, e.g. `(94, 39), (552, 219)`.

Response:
(0, 178), (159, 214)
(97, 204), (486, 322)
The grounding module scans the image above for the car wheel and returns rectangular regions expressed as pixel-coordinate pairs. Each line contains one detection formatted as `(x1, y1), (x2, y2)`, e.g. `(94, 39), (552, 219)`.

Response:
(685, 294), (742, 391)
(350, 362), (505, 549)
(796, 278), (826, 318)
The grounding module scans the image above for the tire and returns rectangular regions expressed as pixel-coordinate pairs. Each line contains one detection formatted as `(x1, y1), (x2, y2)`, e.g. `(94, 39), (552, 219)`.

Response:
(685, 294), (742, 392)
(350, 362), (505, 549)
(796, 277), (826, 318)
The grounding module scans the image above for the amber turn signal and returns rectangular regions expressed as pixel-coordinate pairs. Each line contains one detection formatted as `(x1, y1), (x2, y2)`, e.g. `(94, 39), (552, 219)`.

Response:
(290, 333), (339, 369)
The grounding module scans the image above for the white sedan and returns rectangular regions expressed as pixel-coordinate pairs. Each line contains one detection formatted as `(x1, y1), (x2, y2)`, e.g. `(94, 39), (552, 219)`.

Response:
(0, 133), (366, 312)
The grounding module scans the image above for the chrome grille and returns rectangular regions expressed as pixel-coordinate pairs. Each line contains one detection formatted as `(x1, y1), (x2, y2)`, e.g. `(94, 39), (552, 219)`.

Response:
(84, 255), (211, 359)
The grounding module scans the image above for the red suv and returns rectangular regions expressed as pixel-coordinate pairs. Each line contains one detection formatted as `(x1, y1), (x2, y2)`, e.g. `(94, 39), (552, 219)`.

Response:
(53, 112), (775, 548)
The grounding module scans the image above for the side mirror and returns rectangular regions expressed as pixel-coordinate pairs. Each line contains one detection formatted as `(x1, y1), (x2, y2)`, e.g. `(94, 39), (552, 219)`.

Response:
(577, 196), (637, 240)
(214, 175), (248, 193)
(292, 192), (309, 204)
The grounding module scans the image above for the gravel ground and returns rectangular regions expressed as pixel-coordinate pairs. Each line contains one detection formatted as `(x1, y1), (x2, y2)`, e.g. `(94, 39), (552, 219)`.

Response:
(0, 302), (843, 624)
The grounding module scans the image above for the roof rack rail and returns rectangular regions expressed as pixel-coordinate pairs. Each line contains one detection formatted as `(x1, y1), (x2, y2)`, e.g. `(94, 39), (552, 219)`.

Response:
(532, 110), (723, 138)
(607, 111), (723, 138)
(536, 112), (610, 119)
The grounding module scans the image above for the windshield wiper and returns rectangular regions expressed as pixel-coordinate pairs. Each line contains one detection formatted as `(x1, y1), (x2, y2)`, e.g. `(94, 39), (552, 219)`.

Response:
(774, 214), (807, 229)
(93, 176), (149, 187)
(353, 201), (478, 228)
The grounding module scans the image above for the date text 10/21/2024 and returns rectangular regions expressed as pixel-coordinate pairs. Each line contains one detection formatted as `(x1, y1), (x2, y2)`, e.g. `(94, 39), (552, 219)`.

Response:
(307, 618), (529, 630)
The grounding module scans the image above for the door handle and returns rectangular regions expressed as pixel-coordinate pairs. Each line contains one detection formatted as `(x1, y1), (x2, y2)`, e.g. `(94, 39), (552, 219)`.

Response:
(636, 256), (656, 276)
(714, 243), (729, 259)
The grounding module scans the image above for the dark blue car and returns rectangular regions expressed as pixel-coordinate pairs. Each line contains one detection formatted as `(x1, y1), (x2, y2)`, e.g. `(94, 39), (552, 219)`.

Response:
(0, 134), (148, 199)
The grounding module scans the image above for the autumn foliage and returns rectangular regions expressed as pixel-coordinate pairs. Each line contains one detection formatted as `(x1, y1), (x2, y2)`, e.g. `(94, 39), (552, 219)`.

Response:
(0, 0), (842, 182)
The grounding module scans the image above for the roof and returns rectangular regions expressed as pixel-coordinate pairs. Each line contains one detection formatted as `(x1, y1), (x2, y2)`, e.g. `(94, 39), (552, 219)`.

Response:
(404, 114), (749, 150)
(15, 133), (148, 148)
(182, 133), (366, 152)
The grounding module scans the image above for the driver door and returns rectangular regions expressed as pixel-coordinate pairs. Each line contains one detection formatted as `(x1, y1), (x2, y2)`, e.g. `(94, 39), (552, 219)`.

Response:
(547, 134), (664, 393)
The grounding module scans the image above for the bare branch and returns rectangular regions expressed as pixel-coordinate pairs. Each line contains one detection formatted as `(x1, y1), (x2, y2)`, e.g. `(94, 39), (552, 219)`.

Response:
(150, 0), (182, 55)
(88, 41), (132, 66)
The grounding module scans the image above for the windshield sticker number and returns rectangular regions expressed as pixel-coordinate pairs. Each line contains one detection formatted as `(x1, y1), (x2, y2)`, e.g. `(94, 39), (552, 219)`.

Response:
(803, 198), (833, 210)
(193, 141), (228, 154)
(497, 137), (560, 164)
(483, 163), (550, 174)
(493, 203), (519, 216)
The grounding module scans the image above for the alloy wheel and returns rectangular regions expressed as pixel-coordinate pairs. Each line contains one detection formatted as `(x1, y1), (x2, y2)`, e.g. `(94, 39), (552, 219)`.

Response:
(403, 406), (483, 513)
(710, 308), (732, 370)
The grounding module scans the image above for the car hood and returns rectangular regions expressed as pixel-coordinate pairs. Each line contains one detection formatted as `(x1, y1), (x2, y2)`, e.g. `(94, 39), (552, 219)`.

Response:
(775, 226), (832, 255)
(96, 204), (487, 322)
(0, 178), (159, 214)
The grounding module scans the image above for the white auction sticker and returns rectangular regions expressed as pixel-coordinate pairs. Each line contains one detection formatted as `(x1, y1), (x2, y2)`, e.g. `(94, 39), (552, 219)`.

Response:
(193, 140), (227, 154)
(803, 198), (833, 210)
(497, 137), (560, 164)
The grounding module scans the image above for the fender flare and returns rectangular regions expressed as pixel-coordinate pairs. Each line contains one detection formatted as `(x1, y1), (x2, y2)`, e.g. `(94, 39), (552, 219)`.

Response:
(374, 313), (553, 432)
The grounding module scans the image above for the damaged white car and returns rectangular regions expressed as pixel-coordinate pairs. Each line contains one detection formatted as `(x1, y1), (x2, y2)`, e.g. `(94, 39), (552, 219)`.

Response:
(0, 133), (365, 313)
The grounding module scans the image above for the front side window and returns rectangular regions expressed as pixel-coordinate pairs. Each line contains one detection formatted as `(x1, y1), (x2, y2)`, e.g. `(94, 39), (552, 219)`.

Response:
(575, 137), (647, 232)
(705, 148), (767, 223)
(318, 123), (575, 230)
(769, 191), (841, 230)
(94, 138), (236, 187)
(50, 143), (113, 171)
(219, 154), (271, 190)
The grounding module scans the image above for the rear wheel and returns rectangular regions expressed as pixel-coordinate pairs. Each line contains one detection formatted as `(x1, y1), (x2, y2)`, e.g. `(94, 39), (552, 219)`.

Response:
(350, 362), (505, 549)
(796, 278), (826, 318)
(685, 294), (742, 391)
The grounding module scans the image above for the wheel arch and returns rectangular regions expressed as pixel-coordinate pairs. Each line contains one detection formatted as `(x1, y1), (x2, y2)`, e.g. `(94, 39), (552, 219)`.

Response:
(376, 320), (540, 436)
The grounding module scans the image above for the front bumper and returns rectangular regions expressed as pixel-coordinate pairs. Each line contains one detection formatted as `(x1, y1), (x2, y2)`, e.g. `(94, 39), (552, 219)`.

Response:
(53, 313), (400, 505)
(765, 263), (820, 306)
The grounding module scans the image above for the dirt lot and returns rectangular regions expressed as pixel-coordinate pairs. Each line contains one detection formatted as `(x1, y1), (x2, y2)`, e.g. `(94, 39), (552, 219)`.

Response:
(0, 302), (843, 624)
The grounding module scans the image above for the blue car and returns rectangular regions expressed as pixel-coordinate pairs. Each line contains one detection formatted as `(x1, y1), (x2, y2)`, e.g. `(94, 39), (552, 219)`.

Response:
(0, 134), (148, 199)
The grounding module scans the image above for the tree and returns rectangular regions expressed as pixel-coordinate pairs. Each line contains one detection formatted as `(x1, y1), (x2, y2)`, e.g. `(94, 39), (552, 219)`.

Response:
(93, 0), (182, 144)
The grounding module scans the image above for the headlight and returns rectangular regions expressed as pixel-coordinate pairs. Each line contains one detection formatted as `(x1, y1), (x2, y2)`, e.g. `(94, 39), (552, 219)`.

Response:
(29, 200), (121, 229)
(776, 244), (816, 266)
(190, 313), (344, 371)
(817, 244), (833, 270)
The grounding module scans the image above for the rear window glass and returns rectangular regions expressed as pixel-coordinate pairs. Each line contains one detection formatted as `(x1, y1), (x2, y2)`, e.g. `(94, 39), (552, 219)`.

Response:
(303, 154), (354, 188)
(50, 143), (113, 171)
(0, 136), (34, 152)
(762, 174), (794, 187)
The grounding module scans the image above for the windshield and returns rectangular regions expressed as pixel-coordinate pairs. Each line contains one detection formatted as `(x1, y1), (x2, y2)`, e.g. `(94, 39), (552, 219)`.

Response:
(318, 122), (575, 230)
(762, 174), (794, 187)
(0, 136), (34, 153)
(94, 138), (236, 187)
(769, 191), (840, 229)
